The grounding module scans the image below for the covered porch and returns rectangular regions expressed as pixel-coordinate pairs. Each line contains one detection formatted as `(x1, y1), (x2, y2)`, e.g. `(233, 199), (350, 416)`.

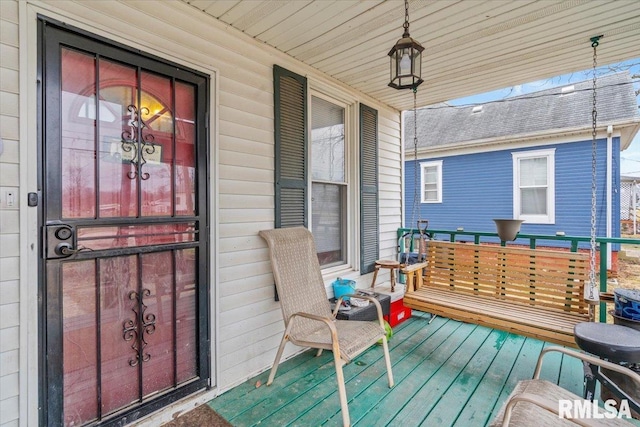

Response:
(5, 1), (640, 426)
(209, 312), (586, 426)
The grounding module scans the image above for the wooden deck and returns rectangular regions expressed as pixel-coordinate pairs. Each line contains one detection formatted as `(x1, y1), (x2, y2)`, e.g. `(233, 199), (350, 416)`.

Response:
(208, 311), (588, 426)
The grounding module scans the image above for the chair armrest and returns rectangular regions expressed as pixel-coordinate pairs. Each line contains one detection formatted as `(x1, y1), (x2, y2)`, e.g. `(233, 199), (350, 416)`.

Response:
(287, 311), (341, 355)
(500, 392), (595, 427)
(534, 346), (640, 386)
(288, 311), (337, 332)
(335, 294), (385, 328)
(534, 346), (640, 416)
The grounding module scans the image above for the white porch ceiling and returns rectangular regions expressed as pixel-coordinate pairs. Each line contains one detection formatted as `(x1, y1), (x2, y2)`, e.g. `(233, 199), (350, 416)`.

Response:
(182, 0), (640, 111)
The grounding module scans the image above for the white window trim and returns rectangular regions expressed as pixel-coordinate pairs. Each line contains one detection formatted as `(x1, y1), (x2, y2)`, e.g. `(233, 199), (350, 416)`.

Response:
(420, 160), (443, 203)
(309, 90), (355, 272)
(512, 148), (555, 224)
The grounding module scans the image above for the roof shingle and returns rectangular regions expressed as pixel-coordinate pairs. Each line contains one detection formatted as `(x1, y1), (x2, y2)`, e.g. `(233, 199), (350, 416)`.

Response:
(405, 71), (639, 149)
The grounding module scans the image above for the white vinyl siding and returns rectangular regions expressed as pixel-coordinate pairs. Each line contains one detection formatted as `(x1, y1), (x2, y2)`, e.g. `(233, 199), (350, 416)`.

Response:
(12, 0), (403, 418)
(420, 160), (442, 203)
(0, 1), (20, 425)
(512, 148), (556, 224)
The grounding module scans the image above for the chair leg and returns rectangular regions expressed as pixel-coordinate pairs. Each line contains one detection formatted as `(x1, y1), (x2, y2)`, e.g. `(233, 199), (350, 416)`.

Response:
(381, 336), (394, 388)
(370, 264), (380, 288)
(332, 354), (351, 427)
(316, 349), (323, 357)
(267, 332), (289, 386)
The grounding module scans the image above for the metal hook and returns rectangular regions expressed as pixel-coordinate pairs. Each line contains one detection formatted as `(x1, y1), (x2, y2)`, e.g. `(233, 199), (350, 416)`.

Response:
(590, 35), (603, 48)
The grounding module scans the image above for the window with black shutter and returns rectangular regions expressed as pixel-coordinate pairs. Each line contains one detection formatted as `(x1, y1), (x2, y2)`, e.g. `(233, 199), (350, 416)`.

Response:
(273, 65), (307, 228)
(273, 65), (379, 276)
(360, 104), (379, 274)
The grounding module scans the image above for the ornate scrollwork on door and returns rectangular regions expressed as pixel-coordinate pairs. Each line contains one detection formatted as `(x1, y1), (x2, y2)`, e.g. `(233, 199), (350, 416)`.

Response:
(122, 288), (156, 367)
(121, 104), (159, 180)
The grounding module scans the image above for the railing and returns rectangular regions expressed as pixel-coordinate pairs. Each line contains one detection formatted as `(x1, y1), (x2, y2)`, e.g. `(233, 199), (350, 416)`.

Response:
(397, 227), (640, 323)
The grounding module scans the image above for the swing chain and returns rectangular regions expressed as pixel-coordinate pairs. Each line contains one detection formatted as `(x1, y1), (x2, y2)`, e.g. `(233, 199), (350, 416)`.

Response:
(410, 86), (420, 229)
(588, 36), (601, 301)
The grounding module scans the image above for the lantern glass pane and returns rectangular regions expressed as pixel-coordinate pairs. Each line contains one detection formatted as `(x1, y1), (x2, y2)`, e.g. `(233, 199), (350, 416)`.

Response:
(390, 55), (394, 82)
(399, 48), (411, 76)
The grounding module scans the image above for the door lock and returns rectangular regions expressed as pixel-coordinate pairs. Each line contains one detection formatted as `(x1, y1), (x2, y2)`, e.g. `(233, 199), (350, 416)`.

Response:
(55, 227), (72, 240)
(46, 225), (76, 259)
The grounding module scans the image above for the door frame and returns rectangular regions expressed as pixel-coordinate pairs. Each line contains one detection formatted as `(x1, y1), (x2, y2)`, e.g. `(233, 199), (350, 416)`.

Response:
(19, 4), (220, 425)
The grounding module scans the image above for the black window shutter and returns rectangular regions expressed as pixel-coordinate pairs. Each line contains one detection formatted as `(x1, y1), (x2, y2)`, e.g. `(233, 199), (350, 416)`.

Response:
(360, 103), (379, 274)
(273, 65), (308, 229)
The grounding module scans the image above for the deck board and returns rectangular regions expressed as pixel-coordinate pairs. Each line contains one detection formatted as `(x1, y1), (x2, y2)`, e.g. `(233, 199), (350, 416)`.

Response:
(389, 323), (490, 425)
(453, 332), (526, 426)
(208, 312), (613, 426)
(292, 316), (452, 426)
(487, 336), (547, 421)
(424, 329), (515, 426)
(343, 318), (466, 426)
(261, 317), (431, 426)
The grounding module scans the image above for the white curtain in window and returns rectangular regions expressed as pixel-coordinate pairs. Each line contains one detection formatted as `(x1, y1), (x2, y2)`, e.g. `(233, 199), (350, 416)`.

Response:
(520, 158), (547, 215)
(312, 183), (343, 253)
(311, 97), (344, 183)
(423, 166), (438, 201)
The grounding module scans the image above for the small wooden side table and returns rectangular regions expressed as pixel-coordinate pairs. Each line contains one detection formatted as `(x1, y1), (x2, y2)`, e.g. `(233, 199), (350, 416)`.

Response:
(370, 259), (401, 292)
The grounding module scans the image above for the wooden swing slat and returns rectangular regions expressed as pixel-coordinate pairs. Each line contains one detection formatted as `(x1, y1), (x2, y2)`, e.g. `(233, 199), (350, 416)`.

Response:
(404, 241), (592, 347)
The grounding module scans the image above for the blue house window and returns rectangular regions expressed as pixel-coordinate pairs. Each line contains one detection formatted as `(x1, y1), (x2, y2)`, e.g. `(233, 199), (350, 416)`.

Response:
(512, 149), (555, 224)
(420, 160), (442, 203)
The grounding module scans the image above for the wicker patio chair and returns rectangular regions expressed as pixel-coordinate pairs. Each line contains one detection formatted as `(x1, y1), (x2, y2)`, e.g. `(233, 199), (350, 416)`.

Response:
(259, 227), (394, 427)
(491, 347), (638, 426)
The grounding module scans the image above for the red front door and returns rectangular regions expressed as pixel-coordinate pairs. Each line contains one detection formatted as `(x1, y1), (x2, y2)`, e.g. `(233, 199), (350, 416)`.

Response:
(40, 20), (210, 426)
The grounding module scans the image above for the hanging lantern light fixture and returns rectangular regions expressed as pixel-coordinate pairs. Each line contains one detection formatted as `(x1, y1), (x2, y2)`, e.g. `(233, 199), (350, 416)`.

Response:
(388, 0), (424, 90)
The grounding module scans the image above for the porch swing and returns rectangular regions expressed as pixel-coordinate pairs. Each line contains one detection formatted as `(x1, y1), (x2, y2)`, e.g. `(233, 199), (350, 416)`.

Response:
(401, 37), (606, 347)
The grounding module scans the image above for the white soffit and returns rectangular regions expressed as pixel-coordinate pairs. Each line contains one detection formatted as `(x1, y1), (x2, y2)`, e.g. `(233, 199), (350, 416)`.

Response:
(183, 0), (640, 111)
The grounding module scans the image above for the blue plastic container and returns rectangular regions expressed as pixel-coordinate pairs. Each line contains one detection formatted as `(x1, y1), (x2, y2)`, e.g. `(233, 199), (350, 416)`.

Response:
(332, 278), (356, 301)
(615, 289), (640, 321)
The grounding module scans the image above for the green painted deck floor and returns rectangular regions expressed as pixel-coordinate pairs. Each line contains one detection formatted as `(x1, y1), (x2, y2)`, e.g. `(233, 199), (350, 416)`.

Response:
(208, 312), (588, 426)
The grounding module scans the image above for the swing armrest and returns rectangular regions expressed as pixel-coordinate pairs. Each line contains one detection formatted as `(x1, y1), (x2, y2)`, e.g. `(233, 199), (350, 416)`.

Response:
(599, 292), (615, 304)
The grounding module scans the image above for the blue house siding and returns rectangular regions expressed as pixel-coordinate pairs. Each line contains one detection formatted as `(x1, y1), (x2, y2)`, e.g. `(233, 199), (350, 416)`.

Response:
(404, 138), (621, 248)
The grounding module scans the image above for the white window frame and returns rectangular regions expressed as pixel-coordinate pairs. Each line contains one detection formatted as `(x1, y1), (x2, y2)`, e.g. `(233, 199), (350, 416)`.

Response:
(420, 160), (443, 203)
(308, 90), (355, 272)
(512, 148), (555, 224)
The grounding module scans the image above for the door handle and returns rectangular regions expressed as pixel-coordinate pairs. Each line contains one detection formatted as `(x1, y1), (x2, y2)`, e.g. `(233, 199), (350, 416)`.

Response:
(46, 225), (76, 259)
(55, 242), (80, 256)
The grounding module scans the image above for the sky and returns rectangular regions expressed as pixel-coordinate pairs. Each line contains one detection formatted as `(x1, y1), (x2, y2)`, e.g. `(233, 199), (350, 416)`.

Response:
(445, 59), (640, 177)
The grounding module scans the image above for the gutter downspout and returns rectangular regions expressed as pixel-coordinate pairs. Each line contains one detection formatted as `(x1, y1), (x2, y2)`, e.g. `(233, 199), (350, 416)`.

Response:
(634, 180), (638, 236)
(606, 125), (613, 269)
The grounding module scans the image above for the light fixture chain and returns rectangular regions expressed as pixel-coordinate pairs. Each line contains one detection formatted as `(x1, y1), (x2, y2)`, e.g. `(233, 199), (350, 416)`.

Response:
(404, 0), (410, 31)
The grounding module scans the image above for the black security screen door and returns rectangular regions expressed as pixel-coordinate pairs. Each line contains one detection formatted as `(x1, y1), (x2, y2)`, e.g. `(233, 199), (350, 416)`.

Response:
(39, 20), (210, 426)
